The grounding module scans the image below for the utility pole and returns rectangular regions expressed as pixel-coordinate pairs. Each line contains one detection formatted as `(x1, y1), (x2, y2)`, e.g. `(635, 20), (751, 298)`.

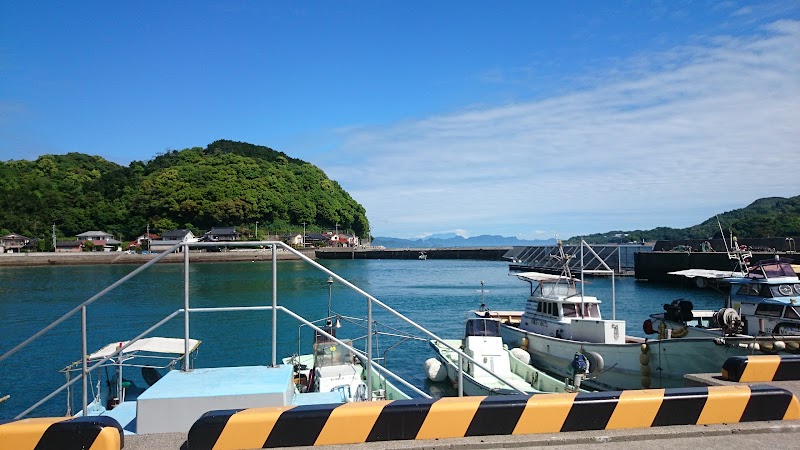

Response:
(52, 223), (57, 252)
(146, 224), (150, 252)
(255, 221), (258, 241)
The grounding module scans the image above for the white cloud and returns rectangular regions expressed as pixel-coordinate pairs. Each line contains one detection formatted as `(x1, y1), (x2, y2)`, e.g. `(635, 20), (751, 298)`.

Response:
(325, 20), (800, 239)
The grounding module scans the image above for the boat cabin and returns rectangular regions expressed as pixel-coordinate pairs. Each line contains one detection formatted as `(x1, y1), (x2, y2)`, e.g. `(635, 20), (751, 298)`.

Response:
(516, 271), (626, 344)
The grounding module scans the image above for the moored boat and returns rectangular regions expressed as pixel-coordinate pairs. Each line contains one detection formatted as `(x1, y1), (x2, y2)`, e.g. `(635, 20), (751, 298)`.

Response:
(427, 317), (582, 395)
(497, 240), (800, 391)
(647, 257), (800, 344)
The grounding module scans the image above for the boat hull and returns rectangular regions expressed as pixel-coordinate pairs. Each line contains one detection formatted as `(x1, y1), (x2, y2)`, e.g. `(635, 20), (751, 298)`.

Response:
(430, 339), (536, 396)
(500, 324), (790, 391)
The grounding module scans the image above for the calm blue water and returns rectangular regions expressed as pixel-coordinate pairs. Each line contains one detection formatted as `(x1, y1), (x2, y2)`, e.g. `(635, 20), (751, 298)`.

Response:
(0, 258), (721, 420)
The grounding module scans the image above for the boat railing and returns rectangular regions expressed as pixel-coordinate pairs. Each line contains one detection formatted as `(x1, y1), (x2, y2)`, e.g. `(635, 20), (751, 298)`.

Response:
(2, 240), (528, 419)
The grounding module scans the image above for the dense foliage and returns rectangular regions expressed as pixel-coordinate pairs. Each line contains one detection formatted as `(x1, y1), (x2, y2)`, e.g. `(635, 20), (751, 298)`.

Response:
(0, 140), (368, 247)
(565, 196), (800, 244)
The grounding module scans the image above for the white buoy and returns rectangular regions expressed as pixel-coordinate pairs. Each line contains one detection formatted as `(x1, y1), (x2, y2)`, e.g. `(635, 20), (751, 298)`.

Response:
(510, 347), (531, 364)
(425, 358), (447, 382)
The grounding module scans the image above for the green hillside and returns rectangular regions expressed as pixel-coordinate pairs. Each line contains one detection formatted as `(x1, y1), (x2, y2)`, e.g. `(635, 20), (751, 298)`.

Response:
(0, 140), (368, 247)
(565, 195), (800, 244)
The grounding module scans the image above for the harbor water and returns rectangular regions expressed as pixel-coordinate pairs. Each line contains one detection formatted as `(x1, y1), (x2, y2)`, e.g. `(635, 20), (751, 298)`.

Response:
(0, 258), (722, 420)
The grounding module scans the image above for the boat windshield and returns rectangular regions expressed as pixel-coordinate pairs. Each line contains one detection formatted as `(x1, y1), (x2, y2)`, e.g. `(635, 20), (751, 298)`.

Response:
(465, 319), (501, 337)
(538, 282), (577, 297)
(748, 260), (797, 279)
(313, 339), (356, 368)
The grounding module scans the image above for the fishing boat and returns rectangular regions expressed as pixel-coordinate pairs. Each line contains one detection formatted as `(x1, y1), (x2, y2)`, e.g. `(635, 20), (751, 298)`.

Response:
(496, 240), (800, 391)
(427, 317), (582, 395)
(647, 256), (800, 343)
(61, 337), (201, 432)
(283, 315), (413, 402)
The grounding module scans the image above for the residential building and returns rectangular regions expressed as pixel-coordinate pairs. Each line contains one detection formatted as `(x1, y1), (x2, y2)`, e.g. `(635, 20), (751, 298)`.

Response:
(0, 233), (31, 253)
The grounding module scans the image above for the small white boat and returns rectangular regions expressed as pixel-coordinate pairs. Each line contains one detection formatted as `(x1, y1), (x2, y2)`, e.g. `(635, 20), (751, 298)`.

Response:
(283, 319), (411, 402)
(428, 317), (581, 395)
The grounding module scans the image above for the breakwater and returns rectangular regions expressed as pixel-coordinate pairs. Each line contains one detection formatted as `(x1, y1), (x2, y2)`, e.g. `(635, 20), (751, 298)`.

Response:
(315, 247), (511, 260)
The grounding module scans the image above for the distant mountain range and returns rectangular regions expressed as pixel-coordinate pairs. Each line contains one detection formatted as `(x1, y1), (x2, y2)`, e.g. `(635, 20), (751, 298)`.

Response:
(372, 195), (800, 248)
(371, 234), (556, 248)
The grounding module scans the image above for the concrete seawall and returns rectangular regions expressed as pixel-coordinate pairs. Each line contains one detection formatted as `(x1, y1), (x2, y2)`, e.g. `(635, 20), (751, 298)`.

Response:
(0, 248), (316, 267)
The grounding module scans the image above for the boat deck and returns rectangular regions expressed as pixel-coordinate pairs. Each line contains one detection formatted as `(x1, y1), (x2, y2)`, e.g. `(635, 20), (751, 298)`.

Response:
(100, 364), (338, 435)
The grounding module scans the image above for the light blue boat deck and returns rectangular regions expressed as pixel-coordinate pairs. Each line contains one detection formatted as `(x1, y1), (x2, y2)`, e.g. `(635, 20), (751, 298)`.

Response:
(97, 364), (346, 435)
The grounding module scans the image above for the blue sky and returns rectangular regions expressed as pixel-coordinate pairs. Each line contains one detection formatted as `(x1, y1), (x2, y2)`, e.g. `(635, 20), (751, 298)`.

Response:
(2, 1), (799, 239)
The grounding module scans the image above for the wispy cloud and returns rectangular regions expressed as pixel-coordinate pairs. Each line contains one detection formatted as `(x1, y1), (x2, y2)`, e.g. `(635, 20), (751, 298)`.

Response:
(326, 20), (800, 239)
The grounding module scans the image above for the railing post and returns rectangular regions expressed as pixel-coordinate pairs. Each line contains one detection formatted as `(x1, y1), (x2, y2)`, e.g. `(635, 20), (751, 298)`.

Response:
(367, 298), (373, 398)
(81, 305), (88, 414)
(184, 243), (190, 371)
(458, 352), (464, 397)
(272, 243), (277, 367)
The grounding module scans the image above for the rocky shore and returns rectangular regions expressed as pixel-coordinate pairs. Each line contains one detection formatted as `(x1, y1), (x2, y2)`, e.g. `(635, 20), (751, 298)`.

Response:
(0, 248), (317, 267)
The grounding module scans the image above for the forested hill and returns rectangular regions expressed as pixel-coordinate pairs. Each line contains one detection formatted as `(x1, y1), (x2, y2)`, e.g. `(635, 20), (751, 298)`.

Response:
(0, 140), (368, 245)
(565, 195), (800, 244)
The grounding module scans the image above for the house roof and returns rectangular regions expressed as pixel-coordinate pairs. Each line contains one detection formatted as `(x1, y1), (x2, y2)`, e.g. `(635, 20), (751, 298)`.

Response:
(161, 229), (193, 239)
(57, 240), (83, 248)
(1, 233), (30, 240)
(206, 227), (237, 235)
(76, 231), (113, 238)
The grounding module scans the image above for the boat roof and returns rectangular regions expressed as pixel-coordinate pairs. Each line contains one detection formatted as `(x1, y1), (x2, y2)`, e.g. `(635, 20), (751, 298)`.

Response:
(88, 337), (201, 360)
(668, 269), (745, 279)
(515, 272), (580, 282)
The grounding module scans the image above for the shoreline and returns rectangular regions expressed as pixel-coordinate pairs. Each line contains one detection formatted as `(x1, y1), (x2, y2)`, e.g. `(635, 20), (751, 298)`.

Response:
(0, 248), (317, 267)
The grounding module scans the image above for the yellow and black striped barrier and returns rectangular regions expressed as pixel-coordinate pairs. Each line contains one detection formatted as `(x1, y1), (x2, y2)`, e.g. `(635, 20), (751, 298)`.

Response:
(722, 354), (800, 382)
(187, 384), (800, 450)
(0, 415), (123, 450)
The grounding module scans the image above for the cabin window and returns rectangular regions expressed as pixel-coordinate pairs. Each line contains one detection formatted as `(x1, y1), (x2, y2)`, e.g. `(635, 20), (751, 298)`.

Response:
(466, 319), (501, 337)
(784, 307), (800, 320)
(562, 304), (578, 317)
(755, 303), (784, 317)
(736, 284), (762, 297)
(584, 303), (601, 318)
(536, 301), (544, 313)
(546, 302), (552, 315)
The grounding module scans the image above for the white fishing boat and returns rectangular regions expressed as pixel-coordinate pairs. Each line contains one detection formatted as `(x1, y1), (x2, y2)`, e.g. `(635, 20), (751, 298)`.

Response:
(427, 317), (582, 395)
(497, 240), (800, 391)
(283, 316), (412, 402)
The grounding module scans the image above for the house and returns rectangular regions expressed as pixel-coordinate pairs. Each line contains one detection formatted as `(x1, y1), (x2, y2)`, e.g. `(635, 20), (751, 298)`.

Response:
(150, 229), (199, 253)
(330, 233), (359, 247)
(303, 233), (330, 247)
(55, 240), (83, 253)
(127, 233), (161, 251)
(282, 233), (306, 248)
(0, 233), (31, 253)
(202, 227), (239, 242)
(75, 231), (121, 252)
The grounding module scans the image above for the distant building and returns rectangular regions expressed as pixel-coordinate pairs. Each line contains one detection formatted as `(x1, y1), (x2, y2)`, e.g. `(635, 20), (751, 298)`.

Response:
(202, 227), (239, 242)
(282, 233), (304, 247)
(55, 240), (83, 253)
(75, 231), (121, 252)
(150, 229), (199, 253)
(0, 233), (31, 253)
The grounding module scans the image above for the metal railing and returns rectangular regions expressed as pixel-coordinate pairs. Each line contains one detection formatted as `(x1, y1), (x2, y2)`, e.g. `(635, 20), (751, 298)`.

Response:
(2, 240), (530, 419)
